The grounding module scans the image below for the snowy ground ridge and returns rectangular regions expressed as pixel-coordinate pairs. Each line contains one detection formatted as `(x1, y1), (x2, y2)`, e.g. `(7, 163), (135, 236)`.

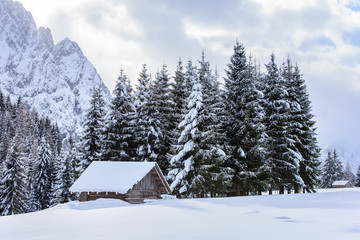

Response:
(0, 188), (359, 240)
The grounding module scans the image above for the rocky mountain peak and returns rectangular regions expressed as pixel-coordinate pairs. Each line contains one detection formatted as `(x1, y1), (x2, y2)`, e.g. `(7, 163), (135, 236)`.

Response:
(0, 0), (37, 47)
(37, 26), (54, 50)
(54, 38), (83, 58)
(0, 0), (112, 136)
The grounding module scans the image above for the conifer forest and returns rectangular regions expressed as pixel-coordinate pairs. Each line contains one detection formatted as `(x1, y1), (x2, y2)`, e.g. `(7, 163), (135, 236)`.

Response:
(1, 41), (357, 216)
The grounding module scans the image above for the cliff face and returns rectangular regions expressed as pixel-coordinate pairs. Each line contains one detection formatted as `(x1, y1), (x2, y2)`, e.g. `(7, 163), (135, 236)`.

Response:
(0, 0), (111, 134)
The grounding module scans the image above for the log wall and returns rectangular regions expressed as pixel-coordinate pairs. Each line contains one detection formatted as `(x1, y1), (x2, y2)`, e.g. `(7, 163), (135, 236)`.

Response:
(79, 192), (126, 202)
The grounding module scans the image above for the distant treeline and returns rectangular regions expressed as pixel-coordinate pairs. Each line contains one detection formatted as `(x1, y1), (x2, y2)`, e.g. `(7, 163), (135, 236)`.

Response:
(0, 92), (79, 216)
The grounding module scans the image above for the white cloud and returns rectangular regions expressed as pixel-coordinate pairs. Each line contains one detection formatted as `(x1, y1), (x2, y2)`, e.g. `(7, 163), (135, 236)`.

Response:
(74, 1), (143, 37)
(252, 0), (319, 13)
(184, 20), (233, 42)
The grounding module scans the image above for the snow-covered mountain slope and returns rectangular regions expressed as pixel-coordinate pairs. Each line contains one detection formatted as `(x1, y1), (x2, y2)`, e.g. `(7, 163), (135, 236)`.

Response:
(0, 0), (111, 134)
(0, 189), (359, 240)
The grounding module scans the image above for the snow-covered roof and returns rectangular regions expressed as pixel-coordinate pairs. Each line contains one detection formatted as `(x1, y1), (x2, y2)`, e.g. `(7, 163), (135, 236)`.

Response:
(70, 161), (166, 194)
(332, 180), (350, 186)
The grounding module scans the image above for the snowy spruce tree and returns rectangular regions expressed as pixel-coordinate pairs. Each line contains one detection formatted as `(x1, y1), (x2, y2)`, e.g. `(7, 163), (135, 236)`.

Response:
(79, 86), (106, 170)
(168, 60), (228, 198)
(282, 59), (321, 193)
(198, 51), (225, 134)
(0, 91), (5, 163)
(33, 137), (55, 210)
(343, 161), (356, 184)
(169, 59), (194, 176)
(0, 137), (28, 215)
(223, 42), (269, 196)
(320, 150), (344, 188)
(197, 52), (228, 175)
(168, 61), (199, 197)
(198, 51), (226, 127)
(66, 135), (81, 181)
(171, 59), (192, 128)
(355, 165), (360, 187)
(50, 124), (62, 156)
(55, 149), (74, 204)
(151, 64), (175, 173)
(0, 90), (4, 113)
(102, 70), (137, 162)
(1, 104), (14, 163)
(264, 54), (302, 194)
(198, 51), (217, 103)
(134, 64), (161, 163)
(27, 157), (38, 213)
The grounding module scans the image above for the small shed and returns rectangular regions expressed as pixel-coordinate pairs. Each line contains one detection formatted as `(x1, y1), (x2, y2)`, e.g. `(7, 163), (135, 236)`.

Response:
(70, 161), (171, 204)
(332, 180), (354, 188)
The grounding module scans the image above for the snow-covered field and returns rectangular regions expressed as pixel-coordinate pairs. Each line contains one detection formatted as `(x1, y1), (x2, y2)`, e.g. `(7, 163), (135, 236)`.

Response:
(1, 188), (360, 240)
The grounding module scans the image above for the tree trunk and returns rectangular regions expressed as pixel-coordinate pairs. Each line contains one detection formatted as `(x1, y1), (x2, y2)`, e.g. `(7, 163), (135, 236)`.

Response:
(234, 186), (240, 196)
(279, 185), (284, 194)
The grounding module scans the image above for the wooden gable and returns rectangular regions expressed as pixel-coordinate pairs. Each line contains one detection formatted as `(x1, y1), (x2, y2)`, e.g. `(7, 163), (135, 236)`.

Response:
(126, 165), (171, 203)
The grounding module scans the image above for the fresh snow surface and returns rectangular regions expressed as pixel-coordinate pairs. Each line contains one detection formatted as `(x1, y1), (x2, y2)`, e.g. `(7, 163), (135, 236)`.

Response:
(1, 188), (360, 240)
(69, 161), (158, 194)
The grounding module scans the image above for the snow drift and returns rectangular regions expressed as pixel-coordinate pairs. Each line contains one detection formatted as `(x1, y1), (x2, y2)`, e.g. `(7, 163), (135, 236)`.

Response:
(0, 188), (359, 240)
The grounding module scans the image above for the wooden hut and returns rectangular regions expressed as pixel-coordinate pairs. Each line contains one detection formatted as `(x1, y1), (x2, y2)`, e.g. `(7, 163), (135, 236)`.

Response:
(332, 180), (354, 188)
(70, 161), (171, 204)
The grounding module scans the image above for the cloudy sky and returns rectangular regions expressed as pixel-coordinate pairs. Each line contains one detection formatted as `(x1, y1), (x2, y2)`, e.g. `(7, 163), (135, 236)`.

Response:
(19, 0), (360, 150)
